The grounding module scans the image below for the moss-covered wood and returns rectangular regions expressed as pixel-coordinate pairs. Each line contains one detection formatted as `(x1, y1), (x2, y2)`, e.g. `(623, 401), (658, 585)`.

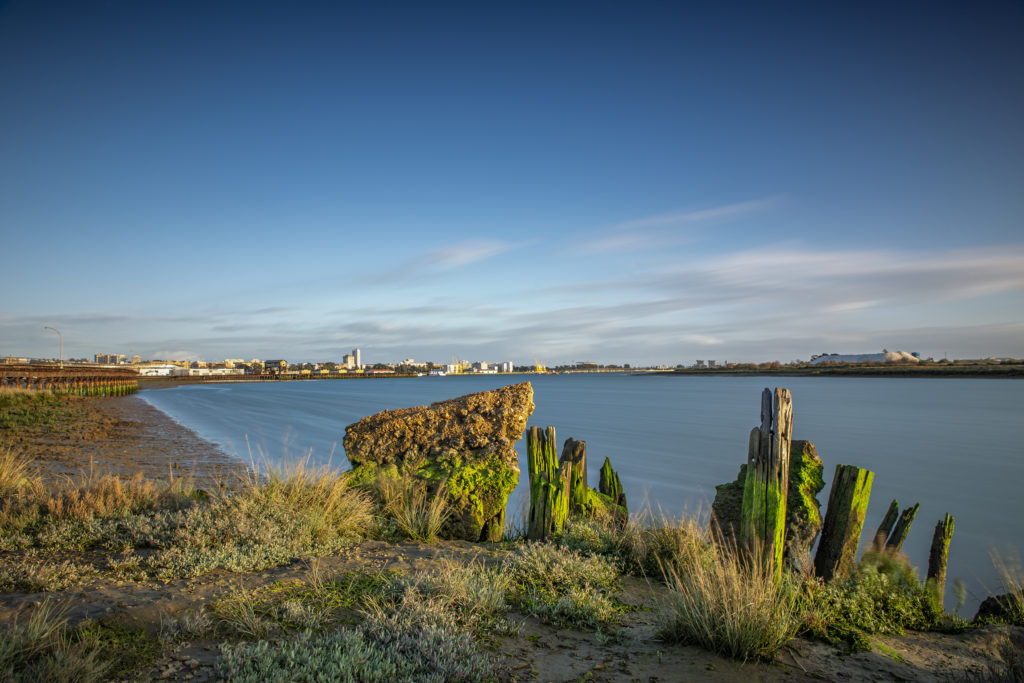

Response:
(885, 502), (919, 552)
(873, 499), (900, 551)
(814, 463), (874, 582)
(560, 438), (590, 514)
(927, 514), (954, 600)
(598, 456), (627, 517)
(526, 426), (571, 540)
(740, 387), (793, 573)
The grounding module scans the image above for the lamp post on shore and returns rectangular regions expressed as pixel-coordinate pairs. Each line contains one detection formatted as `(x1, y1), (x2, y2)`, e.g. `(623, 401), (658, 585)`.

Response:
(43, 326), (63, 369)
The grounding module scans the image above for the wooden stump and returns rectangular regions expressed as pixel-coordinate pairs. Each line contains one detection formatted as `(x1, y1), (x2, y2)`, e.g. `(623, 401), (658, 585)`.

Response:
(526, 426), (570, 540)
(885, 503), (919, 552)
(873, 499), (900, 551)
(927, 514), (955, 600)
(814, 464), (874, 582)
(560, 438), (589, 514)
(740, 387), (793, 572)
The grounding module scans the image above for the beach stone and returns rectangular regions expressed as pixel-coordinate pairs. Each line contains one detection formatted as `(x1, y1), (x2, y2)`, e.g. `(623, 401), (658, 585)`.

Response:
(344, 382), (535, 542)
(710, 439), (824, 562)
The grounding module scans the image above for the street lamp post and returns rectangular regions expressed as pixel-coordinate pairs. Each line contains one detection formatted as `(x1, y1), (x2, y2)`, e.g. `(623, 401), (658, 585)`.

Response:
(43, 326), (63, 369)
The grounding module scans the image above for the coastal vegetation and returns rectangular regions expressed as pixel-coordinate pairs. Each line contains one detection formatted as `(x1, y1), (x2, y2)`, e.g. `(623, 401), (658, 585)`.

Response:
(1, 382), (1023, 681)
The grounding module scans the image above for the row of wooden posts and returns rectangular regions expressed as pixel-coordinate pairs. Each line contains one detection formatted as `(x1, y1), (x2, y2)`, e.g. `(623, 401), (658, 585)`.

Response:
(742, 387), (954, 595)
(524, 425), (627, 541)
(0, 373), (139, 396)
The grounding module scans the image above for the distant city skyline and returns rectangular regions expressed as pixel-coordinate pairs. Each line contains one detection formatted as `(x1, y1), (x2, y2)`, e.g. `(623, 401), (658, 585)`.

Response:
(2, 2), (1022, 365)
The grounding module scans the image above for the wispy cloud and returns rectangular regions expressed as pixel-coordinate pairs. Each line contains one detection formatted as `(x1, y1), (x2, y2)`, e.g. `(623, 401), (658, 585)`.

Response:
(367, 239), (522, 284)
(606, 197), (782, 232)
(577, 197), (780, 254)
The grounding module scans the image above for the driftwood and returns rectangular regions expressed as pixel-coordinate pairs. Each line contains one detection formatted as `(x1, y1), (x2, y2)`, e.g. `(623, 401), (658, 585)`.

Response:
(886, 503), (919, 552)
(814, 464), (874, 581)
(740, 387), (793, 571)
(927, 514), (955, 599)
(526, 426), (570, 540)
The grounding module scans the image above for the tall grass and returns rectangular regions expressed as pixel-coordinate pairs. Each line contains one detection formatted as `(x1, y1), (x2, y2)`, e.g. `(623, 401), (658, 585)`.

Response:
(0, 451), (375, 580)
(0, 601), (110, 682)
(374, 474), (449, 541)
(991, 550), (1024, 625)
(656, 543), (802, 661)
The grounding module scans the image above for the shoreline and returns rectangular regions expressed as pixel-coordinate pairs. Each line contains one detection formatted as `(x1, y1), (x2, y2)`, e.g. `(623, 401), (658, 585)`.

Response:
(1, 393), (244, 487)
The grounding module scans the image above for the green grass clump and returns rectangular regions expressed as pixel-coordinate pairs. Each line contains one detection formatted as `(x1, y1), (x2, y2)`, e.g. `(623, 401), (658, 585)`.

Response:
(656, 545), (802, 662)
(505, 542), (622, 629)
(0, 601), (110, 682)
(0, 392), (81, 432)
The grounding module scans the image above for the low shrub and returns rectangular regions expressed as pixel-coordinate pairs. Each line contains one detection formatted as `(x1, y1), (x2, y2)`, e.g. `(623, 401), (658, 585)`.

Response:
(559, 511), (712, 578)
(218, 585), (504, 682)
(800, 549), (944, 651)
(505, 542), (622, 629)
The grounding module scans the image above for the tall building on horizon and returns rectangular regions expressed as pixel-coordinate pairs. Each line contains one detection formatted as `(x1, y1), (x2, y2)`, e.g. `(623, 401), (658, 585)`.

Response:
(353, 347), (361, 369)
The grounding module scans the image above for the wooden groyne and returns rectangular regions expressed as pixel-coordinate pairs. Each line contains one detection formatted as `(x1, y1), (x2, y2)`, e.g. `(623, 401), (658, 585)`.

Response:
(0, 365), (139, 396)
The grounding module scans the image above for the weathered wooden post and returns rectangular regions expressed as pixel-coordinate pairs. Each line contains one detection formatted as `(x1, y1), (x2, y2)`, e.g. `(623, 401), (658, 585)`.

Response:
(598, 456), (628, 519)
(927, 514), (954, 600)
(885, 503), (919, 552)
(740, 387), (793, 572)
(873, 499), (901, 551)
(814, 464), (874, 581)
(560, 438), (590, 514)
(526, 426), (571, 540)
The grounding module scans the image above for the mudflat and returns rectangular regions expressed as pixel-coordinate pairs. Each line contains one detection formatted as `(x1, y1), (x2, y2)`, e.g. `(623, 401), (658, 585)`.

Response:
(0, 393), (244, 486)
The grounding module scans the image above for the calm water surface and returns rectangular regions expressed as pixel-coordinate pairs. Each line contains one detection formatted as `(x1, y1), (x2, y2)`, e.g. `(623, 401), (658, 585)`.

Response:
(140, 374), (1023, 612)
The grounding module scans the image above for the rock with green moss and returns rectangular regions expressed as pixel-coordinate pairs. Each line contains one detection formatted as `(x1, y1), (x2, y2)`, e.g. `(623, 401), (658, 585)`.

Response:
(343, 382), (535, 542)
(710, 439), (824, 562)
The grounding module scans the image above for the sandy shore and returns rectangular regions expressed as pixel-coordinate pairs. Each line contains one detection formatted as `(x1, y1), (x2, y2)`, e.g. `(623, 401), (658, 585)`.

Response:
(2, 393), (245, 487)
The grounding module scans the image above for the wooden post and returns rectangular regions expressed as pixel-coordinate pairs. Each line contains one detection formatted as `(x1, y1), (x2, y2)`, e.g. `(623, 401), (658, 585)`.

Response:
(740, 387), (793, 572)
(814, 464), (874, 582)
(527, 426), (570, 540)
(873, 499), (900, 551)
(927, 514), (954, 600)
(560, 438), (589, 514)
(885, 503), (919, 552)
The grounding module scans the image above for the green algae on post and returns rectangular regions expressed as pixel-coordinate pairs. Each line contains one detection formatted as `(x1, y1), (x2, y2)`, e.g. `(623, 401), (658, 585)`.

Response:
(814, 463), (874, 582)
(740, 387), (793, 575)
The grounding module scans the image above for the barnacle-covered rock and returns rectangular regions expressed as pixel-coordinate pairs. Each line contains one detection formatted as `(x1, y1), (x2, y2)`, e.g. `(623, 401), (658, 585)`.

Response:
(344, 382), (535, 541)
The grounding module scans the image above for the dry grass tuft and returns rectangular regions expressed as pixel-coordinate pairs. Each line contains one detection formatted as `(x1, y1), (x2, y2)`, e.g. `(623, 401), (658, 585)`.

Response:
(656, 543), (801, 661)
(374, 474), (450, 541)
(0, 600), (110, 682)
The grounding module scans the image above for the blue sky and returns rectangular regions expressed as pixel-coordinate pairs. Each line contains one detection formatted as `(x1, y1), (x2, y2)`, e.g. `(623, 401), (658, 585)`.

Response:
(2, 1), (1022, 365)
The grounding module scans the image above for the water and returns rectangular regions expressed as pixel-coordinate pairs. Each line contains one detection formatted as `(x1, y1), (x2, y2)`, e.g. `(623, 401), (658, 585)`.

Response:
(140, 374), (1024, 613)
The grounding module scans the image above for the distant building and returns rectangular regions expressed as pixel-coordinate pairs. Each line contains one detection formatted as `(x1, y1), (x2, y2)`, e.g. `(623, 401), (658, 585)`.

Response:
(94, 353), (126, 365)
(707, 360), (717, 368)
(353, 348), (361, 369)
(694, 360), (706, 368)
(131, 355), (142, 365)
(264, 359), (287, 374)
(810, 350), (920, 365)
(342, 354), (355, 370)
